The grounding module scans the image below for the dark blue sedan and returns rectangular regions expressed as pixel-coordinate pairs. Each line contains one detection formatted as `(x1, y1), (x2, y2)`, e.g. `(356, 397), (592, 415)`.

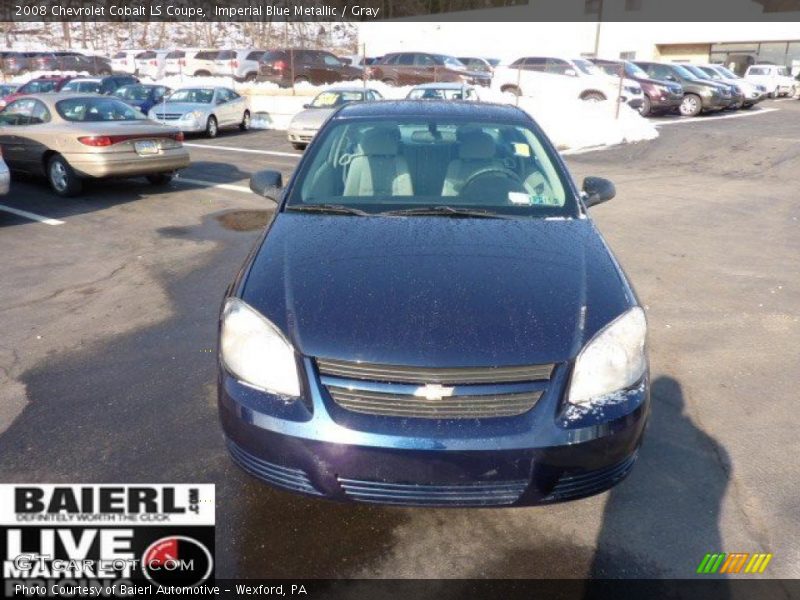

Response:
(218, 101), (650, 507)
(112, 84), (171, 115)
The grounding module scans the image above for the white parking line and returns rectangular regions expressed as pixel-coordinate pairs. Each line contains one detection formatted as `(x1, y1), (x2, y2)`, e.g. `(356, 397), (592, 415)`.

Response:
(184, 143), (302, 158)
(0, 204), (65, 226)
(174, 177), (252, 194)
(654, 107), (778, 127)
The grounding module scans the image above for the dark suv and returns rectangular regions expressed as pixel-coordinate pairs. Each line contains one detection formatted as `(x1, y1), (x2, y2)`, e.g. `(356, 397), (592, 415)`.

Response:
(257, 49), (361, 86)
(31, 52), (112, 76)
(368, 52), (491, 87)
(591, 58), (683, 116)
(0, 52), (39, 77)
(634, 61), (731, 116)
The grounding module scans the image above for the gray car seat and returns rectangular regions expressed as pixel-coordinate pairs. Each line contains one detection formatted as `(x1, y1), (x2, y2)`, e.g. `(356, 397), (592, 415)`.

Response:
(441, 130), (505, 196)
(343, 126), (414, 197)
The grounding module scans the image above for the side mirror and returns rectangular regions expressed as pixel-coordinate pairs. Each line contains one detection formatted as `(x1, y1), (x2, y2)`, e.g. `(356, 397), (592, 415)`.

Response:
(302, 103), (311, 109)
(582, 176), (616, 207)
(250, 170), (283, 203)
(565, 68), (577, 77)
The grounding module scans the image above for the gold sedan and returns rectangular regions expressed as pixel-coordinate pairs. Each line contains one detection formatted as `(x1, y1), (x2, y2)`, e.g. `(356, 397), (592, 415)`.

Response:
(0, 93), (190, 196)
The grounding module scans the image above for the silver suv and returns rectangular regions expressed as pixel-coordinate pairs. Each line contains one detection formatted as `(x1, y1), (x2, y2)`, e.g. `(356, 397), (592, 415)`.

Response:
(212, 50), (266, 82)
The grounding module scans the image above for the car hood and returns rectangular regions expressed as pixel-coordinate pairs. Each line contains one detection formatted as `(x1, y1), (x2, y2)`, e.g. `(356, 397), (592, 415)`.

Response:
(289, 108), (334, 130)
(154, 102), (210, 114)
(240, 214), (634, 367)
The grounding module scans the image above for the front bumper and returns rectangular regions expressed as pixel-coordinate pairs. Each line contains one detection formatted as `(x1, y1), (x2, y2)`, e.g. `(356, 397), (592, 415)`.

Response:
(287, 128), (318, 145)
(219, 359), (650, 507)
(151, 118), (208, 133)
(67, 147), (190, 178)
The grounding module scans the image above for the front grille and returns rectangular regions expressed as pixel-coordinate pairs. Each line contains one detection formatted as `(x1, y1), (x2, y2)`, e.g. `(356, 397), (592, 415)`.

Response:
(328, 386), (542, 419)
(226, 439), (322, 496)
(316, 358), (553, 385)
(154, 113), (182, 120)
(338, 477), (528, 506)
(544, 453), (638, 502)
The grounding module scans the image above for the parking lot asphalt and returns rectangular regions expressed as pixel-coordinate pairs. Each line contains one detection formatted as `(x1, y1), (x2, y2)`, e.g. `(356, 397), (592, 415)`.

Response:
(0, 100), (798, 579)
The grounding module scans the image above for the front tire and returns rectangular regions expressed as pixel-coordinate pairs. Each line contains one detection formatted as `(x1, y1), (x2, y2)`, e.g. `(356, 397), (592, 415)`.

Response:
(239, 110), (251, 131)
(500, 84), (521, 97)
(679, 93), (702, 117)
(146, 172), (174, 185)
(47, 154), (82, 197)
(639, 95), (652, 117)
(291, 142), (307, 151)
(205, 115), (218, 138)
(581, 91), (606, 102)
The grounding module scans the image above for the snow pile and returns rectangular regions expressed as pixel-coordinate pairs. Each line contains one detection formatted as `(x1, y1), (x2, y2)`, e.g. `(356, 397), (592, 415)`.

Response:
(228, 79), (658, 152)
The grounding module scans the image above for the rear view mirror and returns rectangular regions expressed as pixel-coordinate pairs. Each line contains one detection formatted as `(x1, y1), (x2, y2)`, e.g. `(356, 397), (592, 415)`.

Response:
(582, 176), (616, 207)
(250, 170), (283, 203)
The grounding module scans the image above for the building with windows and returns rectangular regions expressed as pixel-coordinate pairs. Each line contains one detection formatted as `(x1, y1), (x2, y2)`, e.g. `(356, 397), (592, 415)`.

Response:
(358, 1), (800, 75)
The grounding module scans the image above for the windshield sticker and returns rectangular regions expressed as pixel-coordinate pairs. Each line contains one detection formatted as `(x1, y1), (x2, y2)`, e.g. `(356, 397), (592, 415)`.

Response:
(508, 192), (532, 205)
(512, 143), (531, 157)
(314, 92), (338, 107)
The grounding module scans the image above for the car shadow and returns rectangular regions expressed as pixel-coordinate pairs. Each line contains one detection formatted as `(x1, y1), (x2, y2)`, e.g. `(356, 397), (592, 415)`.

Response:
(588, 376), (732, 586)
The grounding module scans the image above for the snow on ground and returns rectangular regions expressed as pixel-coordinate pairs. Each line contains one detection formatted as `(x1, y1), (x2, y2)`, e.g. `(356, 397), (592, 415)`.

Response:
(7, 70), (658, 152)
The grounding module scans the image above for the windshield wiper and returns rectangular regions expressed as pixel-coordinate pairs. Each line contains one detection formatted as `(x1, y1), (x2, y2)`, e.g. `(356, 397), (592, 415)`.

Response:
(286, 204), (372, 216)
(382, 206), (510, 219)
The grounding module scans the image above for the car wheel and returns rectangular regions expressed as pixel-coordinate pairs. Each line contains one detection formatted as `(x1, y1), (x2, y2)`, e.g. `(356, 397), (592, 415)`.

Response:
(245, 72), (257, 82)
(239, 110), (251, 131)
(146, 172), (174, 185)
(679, 93), (702, 117)
(639, 95), (652, 117)
(205, 115), (218, 138)
(47, 154), (82, 197)
(581, 91), (606, 102)
(195, 70), (211, 77)
(381, 78), (398, 86)
(500, 84), (521, 97)
(294, 76), (309, 85)
(291, 142), (307, 151)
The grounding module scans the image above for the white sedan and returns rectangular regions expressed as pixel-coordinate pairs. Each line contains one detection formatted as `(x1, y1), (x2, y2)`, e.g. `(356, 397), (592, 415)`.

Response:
(149, 87), (250, 138)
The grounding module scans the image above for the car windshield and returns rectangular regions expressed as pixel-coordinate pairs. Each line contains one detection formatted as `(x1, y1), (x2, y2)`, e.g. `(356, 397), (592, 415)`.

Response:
(700, 67), (723, 80)
(438, 55), (465, 69)
(288, 117), (574, 218)
(407, 87), (471, 100)
(624, 62), (649, 79)
(671, 64), (697, 79)
(21, 80), (58, 94)
(682, 64), (709, 79)
(168, 89), (213, 103)
(574, 59), (602, 76)
(114, 85), (152, 101)
(777, 67), (790, 76)
(63, 81), (101, 93)
(310, 91), (364, 107)
(716, 66), (738, 78)
(56, 97), (147, 121)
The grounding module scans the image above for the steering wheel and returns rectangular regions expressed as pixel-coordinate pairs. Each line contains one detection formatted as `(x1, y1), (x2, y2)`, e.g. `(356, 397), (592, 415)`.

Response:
(461, 166), (526, 196)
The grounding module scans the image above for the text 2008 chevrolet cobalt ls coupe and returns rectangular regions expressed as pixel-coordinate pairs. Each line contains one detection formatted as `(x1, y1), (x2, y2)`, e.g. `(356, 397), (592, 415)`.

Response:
(218, 101), (649, 507)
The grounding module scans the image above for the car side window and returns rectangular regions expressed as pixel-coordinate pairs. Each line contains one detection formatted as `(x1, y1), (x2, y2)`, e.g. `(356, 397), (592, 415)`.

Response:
(546, 58), (572, 75)
(322, 53), (342, 67)
(415, 54), (436, 67)
(397, 54), (415, 66)
(30, 100), (51, 124)
(0, 99), (35, 125)
(524, 57), (546, 71)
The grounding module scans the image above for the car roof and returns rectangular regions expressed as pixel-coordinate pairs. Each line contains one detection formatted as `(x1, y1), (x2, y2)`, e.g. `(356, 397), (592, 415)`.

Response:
(68, 78), (102, 83)
(335, 100), (529, 121)
(410, 82), (475, 90)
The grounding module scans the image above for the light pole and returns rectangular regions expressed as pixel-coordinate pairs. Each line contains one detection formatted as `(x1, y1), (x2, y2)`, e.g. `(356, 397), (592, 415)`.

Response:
(593, 0), (605, 57)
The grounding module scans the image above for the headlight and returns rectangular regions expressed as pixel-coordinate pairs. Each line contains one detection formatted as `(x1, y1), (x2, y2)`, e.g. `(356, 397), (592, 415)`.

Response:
(220, 298), (301, 397)
(567, 307), (647, 406)
(182, 110), (201, 122)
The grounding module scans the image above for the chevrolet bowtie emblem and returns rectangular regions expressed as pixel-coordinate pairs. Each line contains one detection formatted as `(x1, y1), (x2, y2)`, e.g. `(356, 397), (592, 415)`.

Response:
(413, 384), (455, 401)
